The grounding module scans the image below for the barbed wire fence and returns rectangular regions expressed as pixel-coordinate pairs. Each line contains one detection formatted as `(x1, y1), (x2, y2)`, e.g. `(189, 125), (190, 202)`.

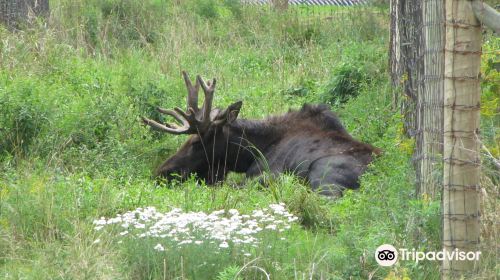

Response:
(241, 0), (385, 24)
(251, 1), (497, 277)
(391, 0), (499, 278)
(390, 0), (443, 199)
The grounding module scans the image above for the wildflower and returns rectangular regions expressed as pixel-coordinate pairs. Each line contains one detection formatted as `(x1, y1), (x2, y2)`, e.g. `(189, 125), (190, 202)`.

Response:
(269, 203), (286, 214)
(92, 202), (298, 253)
(265, 224), (277, 230)
(238, 228), (254, 235)
(107, 217), (122, 224)
(241, 237), (255, 244)
(212, 210), (225, 215)
(154, 244), (165, 251)
(134, 223), (146, 229)
(252, 210), (264, 217)
(93, 218), (106, 226)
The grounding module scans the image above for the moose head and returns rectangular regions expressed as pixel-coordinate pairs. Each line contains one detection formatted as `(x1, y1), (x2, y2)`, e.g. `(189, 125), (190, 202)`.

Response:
(142, 71), (245, 184)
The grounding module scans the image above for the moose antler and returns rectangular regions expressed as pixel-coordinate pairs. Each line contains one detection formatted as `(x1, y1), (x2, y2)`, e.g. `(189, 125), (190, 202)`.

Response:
(141, 71), (217, 135)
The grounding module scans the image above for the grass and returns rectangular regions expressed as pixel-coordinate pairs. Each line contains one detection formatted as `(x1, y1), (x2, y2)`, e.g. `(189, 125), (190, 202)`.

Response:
(0, 0), (498, 279)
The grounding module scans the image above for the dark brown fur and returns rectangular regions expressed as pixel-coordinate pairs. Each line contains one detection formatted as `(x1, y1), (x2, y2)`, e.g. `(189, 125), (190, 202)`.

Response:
(154, 103), (380, 197)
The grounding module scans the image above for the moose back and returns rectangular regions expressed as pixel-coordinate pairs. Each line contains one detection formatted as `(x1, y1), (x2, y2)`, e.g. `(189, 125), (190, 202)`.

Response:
(142, 72), (380, 197)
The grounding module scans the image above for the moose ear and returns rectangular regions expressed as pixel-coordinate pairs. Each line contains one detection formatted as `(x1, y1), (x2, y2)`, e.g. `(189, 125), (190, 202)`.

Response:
(213, 101), (242, 125)
(225, 101), (242, 123)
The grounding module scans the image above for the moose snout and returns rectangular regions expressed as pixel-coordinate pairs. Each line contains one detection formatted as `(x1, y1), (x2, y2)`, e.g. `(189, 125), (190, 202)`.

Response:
(154, 166), (188, 182)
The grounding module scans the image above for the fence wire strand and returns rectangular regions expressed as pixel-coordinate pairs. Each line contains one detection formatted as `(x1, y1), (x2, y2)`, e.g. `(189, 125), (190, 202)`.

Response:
(391, 0), (499, 277)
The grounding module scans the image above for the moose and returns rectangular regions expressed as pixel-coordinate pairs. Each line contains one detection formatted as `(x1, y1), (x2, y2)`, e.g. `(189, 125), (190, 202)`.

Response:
(142, 72), (380, 197)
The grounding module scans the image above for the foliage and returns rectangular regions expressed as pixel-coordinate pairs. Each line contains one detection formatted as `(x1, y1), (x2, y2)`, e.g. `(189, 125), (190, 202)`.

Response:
(321, 62), (365, 105)
(480, 35), (500, 172)
(0, 1), (496, 279)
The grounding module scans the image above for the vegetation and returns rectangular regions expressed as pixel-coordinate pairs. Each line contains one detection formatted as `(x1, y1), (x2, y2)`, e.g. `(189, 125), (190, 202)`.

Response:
(0, 1), (497, 279)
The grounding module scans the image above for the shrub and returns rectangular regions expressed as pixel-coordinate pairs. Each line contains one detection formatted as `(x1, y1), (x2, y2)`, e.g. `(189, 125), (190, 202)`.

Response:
(0, 80), (49, 158)
(195, 0), (219, 20)
(321, 62), (364, 106)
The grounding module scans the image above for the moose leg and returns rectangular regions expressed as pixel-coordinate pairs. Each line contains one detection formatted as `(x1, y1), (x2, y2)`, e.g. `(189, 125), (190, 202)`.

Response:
(307, 156), (361, 197)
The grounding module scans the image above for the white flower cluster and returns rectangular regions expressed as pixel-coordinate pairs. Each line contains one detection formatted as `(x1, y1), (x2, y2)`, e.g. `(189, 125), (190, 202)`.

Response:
(93, 203), (298, 253)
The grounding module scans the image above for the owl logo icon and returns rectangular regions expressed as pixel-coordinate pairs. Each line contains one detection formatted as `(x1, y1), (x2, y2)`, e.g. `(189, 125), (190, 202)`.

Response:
(375, 244), (398, 266)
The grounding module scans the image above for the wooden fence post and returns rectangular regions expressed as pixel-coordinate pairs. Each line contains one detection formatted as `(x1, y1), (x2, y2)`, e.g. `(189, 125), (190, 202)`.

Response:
(442, 0), (481, 278)
(0, 0), (49, 30)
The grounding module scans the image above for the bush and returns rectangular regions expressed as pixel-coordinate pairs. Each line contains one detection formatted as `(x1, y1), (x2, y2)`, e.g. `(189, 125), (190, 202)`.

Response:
(321, 62), (364, 106)
(195, 0), (220, 20)
(0, 80), (50, 158)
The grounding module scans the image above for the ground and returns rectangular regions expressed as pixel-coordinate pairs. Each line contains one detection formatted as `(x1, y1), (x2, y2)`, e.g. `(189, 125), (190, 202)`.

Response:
(0, 1), (497, 279)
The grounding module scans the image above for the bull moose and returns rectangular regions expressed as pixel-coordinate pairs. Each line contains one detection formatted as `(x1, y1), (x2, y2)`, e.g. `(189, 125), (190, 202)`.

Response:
(142, 72), (380, 197)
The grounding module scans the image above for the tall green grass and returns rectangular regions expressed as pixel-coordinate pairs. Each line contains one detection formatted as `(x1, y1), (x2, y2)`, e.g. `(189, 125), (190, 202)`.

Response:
(0, 0), (497, 279)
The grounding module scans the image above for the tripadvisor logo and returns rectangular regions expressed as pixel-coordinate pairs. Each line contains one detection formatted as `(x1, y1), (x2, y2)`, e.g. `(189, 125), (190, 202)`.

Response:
(375, 244), (481, 266)
(375, 244), (398, 266)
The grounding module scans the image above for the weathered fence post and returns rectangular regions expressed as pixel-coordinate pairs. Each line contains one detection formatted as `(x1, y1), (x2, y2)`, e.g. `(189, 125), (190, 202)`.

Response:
(389, 0), (402, 94)
(0, 0), (49, 30)
(442, 0), (481, 278)
(389, 0), (422, 137)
